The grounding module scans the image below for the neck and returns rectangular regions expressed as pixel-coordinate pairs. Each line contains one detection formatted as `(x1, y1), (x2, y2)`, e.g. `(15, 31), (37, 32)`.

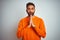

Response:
(28, 15), (34, 17)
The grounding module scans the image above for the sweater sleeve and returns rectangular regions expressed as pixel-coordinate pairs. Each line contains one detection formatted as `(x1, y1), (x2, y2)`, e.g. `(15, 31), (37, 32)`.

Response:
(16, 20), (23, 39)
(33, 19), (46, 38)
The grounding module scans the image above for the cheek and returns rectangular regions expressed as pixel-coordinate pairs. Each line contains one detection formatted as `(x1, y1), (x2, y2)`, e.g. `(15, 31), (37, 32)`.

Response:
(32, 10), (35, 12)
(26, 10), (30, 12)
(28, 10), (30, 12)
(26, 9), (35, 13)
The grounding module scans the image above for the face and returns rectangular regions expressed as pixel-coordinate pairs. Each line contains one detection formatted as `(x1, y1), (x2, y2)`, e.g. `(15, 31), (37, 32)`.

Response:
(26, 5), (35, 16)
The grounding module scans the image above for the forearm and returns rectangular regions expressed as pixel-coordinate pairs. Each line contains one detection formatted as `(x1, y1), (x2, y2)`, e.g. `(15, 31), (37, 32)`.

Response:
(17, 31), (21, 39)
(32, 27), (46, 38)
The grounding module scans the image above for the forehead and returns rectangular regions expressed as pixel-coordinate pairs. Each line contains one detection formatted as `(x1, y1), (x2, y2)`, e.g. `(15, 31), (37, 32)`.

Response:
(27, 5), (35, 8)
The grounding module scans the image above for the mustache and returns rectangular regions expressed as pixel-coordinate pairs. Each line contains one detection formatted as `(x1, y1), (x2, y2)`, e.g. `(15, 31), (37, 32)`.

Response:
(26, 11), (35, 16)
(28, 12), (34, 14)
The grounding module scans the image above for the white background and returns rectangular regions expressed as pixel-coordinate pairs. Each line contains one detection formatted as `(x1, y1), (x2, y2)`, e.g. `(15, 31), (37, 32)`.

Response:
(0, 0), (60, 40)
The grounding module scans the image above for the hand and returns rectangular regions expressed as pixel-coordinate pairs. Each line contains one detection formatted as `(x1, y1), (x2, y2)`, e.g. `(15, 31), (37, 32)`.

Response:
(28, 15), (35, 28)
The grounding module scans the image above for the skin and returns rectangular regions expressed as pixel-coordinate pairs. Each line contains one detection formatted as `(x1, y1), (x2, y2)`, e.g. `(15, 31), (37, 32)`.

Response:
(17, 4), (46, 40)
(26, 5), (35, 27)
(26, 5), (35, 16)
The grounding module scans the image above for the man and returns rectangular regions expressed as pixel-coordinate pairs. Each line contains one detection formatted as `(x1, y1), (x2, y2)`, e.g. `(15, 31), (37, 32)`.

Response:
(17, 2), (46, 40)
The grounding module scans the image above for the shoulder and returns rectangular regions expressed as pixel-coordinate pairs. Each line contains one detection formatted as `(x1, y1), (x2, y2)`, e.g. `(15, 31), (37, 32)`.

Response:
(19, 16), (28, 22)
(35, 16), (45, 24)
(35, 16), (44, 21)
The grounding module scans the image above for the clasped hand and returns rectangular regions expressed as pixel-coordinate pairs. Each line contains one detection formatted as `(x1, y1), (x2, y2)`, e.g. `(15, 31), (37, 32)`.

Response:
(28, 15), (35, 28)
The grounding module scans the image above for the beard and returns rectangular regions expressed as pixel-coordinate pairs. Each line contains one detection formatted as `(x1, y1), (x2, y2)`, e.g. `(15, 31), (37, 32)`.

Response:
(27, 12), (35, 16)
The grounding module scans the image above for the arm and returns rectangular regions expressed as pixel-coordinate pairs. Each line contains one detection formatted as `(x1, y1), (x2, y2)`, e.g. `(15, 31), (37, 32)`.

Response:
(16, 20), (23, 39)
(32, 19), (46, 38)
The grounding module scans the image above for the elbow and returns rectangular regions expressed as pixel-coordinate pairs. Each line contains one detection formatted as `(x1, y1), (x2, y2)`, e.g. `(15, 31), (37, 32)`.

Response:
(42, 32), (46, 38)
(16, 31), (21, 39)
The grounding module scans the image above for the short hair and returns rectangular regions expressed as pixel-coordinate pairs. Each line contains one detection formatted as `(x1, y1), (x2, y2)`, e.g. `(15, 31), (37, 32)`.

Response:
(26, 2), (35, 8)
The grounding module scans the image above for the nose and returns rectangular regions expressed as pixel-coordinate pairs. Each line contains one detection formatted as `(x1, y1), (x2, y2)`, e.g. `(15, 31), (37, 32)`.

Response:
(29, 9), (32, 12)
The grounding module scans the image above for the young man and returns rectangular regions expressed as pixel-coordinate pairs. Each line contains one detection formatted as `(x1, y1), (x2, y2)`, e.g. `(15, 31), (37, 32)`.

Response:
(17, 2), (46, 40)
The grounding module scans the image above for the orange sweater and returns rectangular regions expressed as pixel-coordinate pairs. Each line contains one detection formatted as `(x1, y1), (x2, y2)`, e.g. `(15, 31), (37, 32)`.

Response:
(17, 16), (46, 40)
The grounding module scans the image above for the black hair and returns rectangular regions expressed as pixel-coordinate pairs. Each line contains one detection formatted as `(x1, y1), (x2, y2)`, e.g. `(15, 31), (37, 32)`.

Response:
(26, 2), (35, 8)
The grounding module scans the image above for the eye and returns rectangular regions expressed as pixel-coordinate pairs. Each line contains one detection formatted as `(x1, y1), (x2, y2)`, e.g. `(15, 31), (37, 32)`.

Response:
(32, 8), (34, 10)
(27, 7), (30, 9)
